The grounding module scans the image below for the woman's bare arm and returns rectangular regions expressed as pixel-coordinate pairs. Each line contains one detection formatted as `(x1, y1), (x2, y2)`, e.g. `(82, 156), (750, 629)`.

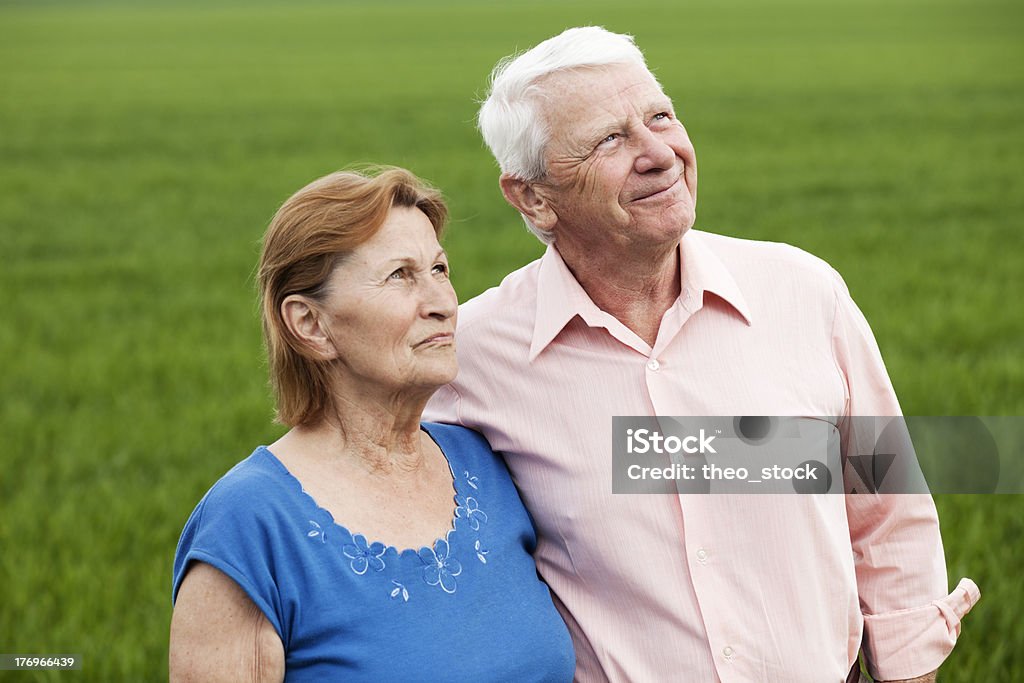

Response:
(170, 562), (285, 682)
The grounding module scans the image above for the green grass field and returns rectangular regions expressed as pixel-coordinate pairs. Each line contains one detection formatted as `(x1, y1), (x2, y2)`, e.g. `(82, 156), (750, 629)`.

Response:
(1, 0), (1021, 679)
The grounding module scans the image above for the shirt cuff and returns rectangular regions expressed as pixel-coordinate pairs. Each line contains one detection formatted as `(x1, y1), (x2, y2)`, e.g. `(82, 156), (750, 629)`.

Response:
(863, 578), (980, 681)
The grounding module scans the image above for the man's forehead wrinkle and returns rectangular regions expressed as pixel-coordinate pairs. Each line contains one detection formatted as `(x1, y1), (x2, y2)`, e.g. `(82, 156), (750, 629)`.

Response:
(562, 85), (667, 125)
(539, 64), (658, 107)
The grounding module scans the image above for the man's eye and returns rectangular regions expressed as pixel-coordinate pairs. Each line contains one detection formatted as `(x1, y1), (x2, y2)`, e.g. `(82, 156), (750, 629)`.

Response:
(652, 112), (671, 122)
(432, 263), (449, 276)
(388, 268), (406, 280)
(600, 133), (619, 145)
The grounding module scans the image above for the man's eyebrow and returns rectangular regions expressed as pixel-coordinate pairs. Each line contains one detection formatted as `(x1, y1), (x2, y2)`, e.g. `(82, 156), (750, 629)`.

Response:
(589, 123), (622, 141)
(577, 118), (626, 147)
(644, 96), (675, 114)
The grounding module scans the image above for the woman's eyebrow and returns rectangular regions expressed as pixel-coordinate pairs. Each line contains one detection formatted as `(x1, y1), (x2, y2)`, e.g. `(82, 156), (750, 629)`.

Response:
(380, 248), (447, 267)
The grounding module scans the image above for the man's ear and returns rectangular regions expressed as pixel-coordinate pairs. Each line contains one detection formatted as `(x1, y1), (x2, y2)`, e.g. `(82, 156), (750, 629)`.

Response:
(281, 295), (338, 361)
(499, 174), (557, 232)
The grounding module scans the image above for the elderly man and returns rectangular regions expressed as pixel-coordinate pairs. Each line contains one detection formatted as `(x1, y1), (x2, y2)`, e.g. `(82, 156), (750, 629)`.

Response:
(425, 27), (978, 683)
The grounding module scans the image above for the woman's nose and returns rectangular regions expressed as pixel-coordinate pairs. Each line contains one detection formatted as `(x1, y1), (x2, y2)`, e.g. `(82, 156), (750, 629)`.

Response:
(422, 276), (458, 320)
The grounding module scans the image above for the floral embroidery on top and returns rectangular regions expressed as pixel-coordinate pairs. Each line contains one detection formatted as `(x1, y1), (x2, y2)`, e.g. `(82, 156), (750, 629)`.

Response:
(307, 520), (326, 543)
(343, 534), (387, 575)
(390, 580), (410, 602)
(474, 539), (489, 564)
(419, 537), (462, 594)
(299, 455), (489, 600)
(455, 495), (488, 531)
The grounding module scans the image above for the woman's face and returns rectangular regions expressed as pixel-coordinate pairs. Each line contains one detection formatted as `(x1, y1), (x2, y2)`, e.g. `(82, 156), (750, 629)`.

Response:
(320, 206), (458, 397)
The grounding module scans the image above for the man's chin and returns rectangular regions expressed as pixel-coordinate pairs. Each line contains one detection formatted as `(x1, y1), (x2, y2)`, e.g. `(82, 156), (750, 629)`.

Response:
(629, 208), (694, 244)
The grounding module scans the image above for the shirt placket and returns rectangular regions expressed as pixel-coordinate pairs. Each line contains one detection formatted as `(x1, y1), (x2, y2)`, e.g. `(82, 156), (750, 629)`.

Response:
(644, 292), (754, 682)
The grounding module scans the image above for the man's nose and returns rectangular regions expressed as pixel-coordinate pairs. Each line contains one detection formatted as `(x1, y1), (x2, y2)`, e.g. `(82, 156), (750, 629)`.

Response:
(633, 127), (676, 174)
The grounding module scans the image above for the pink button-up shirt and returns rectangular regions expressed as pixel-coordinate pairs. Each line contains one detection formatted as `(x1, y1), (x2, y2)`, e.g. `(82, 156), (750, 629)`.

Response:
(425, 229), (978, 682)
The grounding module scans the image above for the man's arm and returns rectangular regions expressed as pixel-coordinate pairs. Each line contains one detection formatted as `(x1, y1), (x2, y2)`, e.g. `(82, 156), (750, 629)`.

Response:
(831, 270), (979, 681)
(884, 674), (936, 683)
(424, 383), (464, 425)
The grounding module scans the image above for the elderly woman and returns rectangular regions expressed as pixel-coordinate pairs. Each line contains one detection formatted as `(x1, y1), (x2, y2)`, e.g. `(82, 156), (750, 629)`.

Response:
(169, 168), (574, 681)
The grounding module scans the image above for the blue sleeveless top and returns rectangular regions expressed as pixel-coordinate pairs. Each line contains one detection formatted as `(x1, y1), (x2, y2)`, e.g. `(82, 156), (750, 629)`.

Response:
(172, 423), (574, 681)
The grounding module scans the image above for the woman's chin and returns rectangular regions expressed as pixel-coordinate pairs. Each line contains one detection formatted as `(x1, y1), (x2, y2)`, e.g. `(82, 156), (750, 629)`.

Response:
(411, 360), (459, 395)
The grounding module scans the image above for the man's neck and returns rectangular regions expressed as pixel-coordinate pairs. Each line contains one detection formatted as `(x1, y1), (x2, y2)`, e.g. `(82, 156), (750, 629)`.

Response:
(555, 237), (682, 347)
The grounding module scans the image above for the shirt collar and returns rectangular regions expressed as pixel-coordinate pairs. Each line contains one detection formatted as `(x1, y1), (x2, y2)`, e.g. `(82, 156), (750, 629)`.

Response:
(529, 230), (752, 362)
(530, 243), (600, 361)
(678, 229), (753, 326)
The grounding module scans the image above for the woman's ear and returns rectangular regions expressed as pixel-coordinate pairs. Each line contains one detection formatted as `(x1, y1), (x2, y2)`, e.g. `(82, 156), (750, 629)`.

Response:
(281, 295), (338, 361)
(499, 174), (557, 232)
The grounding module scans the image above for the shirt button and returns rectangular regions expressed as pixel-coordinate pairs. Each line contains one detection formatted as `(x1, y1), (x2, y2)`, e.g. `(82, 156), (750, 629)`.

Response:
(696, 548), (708, 563)
(646, 359), (660, 372)
(723, 646), (734, 659)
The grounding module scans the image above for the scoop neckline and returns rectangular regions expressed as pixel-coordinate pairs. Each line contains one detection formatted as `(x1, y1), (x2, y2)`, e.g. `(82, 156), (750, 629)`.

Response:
(257, 423), (461, 559)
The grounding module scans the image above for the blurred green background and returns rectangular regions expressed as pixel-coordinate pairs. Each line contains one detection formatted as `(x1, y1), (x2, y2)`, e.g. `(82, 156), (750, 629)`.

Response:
(1, 0), (1021, 680)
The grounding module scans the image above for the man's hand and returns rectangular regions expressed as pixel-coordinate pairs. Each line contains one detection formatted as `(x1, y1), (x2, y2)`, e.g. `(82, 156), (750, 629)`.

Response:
(880, 672), (937, 683)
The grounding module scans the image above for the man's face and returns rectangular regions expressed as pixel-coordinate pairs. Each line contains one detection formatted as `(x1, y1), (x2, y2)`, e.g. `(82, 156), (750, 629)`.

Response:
(534, 61), (697, 255)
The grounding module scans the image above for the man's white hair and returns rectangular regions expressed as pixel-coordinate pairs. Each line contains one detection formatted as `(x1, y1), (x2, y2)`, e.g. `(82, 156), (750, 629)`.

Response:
(478, 26), (651, 244)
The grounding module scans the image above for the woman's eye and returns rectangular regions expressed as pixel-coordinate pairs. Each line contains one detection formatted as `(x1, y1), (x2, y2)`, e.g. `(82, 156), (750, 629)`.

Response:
(388, 269), (406, 280)
(432, 263), (449, 276)
(600, 133), (619, 145)
(652, 112), (671, 122)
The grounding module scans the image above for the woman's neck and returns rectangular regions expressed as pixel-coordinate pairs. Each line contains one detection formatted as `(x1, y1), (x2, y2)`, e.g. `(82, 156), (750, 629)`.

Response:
(278, 386), (435, 478)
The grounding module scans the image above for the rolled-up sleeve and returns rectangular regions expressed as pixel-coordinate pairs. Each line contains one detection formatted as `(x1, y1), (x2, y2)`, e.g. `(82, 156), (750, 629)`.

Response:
(862, 578), (981, 679)
(830, 270), (980, 681)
